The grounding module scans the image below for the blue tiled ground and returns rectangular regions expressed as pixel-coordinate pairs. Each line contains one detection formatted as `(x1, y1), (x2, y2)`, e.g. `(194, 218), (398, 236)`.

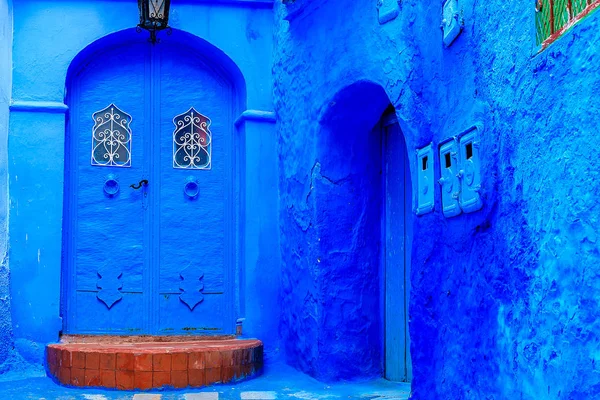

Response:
(0, 363), (410, 400)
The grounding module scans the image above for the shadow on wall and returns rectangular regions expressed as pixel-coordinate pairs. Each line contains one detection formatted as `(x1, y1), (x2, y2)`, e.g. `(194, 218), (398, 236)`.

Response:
(281, 80), (410, 382)
(316, 81), (389, 381)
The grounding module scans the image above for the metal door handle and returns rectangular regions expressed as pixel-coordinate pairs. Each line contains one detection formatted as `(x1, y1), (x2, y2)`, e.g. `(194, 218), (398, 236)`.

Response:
(130, 179), (148, 190)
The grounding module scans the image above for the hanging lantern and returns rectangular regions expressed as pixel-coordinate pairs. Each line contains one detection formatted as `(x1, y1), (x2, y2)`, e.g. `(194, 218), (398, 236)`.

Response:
(137, 0), (171, 44)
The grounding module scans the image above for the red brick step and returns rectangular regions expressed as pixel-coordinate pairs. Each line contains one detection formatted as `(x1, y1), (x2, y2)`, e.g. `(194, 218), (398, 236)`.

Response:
(46, 338), (263, 390)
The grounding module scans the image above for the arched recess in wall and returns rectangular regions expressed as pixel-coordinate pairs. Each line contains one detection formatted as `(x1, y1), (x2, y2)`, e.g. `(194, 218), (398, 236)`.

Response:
(61, 28), (247, 335)
(316, 80), (413, 382)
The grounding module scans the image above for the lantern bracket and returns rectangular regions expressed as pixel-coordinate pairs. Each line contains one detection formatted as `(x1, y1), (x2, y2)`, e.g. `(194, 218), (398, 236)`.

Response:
(136, 25), (172, 44)
(136, 0), (172, 44)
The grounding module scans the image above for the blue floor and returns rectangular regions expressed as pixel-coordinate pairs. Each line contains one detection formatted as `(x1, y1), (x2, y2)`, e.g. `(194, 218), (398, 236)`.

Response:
(0, 363), (411, 400)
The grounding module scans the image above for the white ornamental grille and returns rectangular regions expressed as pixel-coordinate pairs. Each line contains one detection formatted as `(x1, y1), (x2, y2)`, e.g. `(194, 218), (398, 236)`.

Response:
(172, 107), (212, 170)
(91, 104), (132, 168)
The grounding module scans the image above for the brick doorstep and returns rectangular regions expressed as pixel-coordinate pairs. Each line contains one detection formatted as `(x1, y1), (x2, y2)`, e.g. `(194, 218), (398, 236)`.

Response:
(47, 339), (263, 390)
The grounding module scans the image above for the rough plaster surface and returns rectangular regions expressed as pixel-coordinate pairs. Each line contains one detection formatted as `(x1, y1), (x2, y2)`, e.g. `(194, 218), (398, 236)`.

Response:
(274, 0), (600, 398)
(1, 0), (598, 396)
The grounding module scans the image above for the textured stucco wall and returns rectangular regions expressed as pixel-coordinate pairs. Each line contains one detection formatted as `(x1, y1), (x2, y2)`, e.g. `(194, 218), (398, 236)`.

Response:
(274, 0), (600, 398)
(275, 0), (420, 380)
(9, 0), (279, 367)
(278, 80), (392, 380)
(0, 0), (12, 368)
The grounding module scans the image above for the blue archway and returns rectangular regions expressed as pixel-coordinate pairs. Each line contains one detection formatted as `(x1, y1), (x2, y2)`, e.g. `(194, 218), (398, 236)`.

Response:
(66, 28), (246, 114)
(306, 80), (413, 381)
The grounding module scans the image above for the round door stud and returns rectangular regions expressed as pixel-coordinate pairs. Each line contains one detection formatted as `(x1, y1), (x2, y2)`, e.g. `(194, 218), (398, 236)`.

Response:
(103, 174), (120, 196)
(184, 177), (200, 198)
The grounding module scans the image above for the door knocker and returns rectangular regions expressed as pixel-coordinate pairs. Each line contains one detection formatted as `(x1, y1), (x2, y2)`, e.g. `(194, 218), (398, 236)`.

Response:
(130, 179), (149, 190)
(103, 174), (120, 197)
(184, 177), (200, 198)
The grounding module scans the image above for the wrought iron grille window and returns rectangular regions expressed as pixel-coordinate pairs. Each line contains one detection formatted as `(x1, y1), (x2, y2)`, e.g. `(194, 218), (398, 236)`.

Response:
(91, 104), (132, 167)
(173, 108), (212, 170)
(536, 0), (600, 47)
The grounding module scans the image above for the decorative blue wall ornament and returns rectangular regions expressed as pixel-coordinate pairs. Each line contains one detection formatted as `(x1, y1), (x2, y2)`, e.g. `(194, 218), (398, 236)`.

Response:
(377, 0), (400, 25)
(173, 108), (212, 170)
(96, 269), (123, 309)
(184, 177), (200, 198)
(103, 174), (120, 196)
(179, 268), (205, 311)
(91, 104), (132, 167)
(416, 144), (435, 215)
(441, 0), (463, 47)
(458, 125), (483, 213)
(439, 138), (462, 218)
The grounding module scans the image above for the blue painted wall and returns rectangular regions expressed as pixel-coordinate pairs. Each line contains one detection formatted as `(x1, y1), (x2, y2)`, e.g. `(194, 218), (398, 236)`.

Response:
(274, 0), (600, 398)
(277, 80), (392, 381)
(8, 0), (280, 367)
(0, 0), (12, 369)
(3, 0), (599, 397)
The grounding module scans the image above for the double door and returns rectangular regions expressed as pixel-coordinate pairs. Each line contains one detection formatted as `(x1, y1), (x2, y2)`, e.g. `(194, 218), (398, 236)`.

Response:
(63, 39), (235, 335)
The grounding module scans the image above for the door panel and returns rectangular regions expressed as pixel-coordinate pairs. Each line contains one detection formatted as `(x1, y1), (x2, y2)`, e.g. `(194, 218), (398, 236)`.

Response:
(75, 292), (145, 332)
(68, 43), (150, 334)
(384, 121), (411, 382)
(158, 293), (226, 334)
(155, 44), (233, 334)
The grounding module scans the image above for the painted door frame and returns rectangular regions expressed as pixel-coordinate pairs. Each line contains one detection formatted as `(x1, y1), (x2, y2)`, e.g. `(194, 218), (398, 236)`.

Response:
(61, 33), (241, 336)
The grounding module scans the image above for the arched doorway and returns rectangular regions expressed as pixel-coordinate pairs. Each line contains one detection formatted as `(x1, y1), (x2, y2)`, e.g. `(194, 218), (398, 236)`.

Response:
(62, 31), (242, 335)
(315, 81), (412, 382)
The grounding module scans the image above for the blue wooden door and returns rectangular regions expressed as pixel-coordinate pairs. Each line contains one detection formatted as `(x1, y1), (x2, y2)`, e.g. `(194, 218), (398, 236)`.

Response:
(153, 42), (234, 334)
(383, 116), (412, 382)
(64, 39), (235, 335)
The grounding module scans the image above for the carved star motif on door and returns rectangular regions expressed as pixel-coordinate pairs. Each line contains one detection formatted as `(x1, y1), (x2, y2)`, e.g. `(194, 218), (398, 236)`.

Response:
(179, 267), (205, 311)
(96, 268), (123, 309)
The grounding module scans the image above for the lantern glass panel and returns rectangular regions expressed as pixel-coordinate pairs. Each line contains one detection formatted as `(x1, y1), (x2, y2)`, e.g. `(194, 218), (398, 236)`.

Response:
(150, 0), (166, 19)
